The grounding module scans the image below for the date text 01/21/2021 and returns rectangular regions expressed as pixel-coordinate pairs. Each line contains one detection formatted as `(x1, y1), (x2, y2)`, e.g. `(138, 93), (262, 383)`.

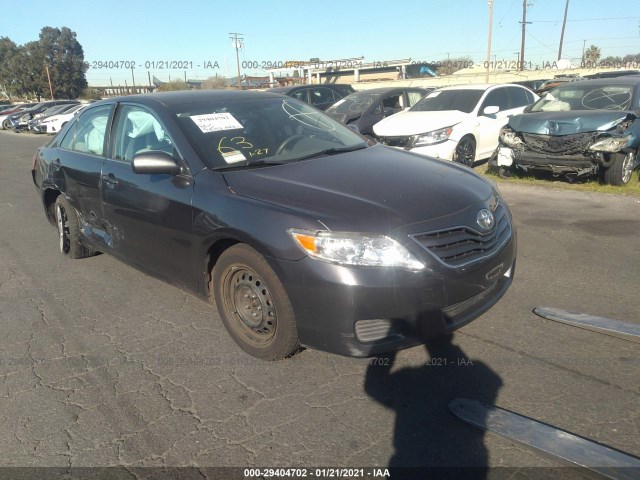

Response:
(244, 468), (391, 478)
(89, 60), (221, 70)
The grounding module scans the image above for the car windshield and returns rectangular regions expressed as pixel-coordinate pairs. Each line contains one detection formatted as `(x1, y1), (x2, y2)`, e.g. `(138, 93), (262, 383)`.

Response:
(326, 92), (380, 114)
(409, 89), (483, 113)
(173, 96), (368, 169)
(530, 84), (634, 112)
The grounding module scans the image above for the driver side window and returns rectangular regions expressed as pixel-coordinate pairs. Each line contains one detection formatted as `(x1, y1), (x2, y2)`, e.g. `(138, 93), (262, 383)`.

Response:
(113, 105), (176, 162)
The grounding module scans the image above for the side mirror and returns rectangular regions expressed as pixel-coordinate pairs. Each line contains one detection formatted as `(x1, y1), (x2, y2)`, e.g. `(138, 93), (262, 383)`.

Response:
(132, 151), (180, 175)
(483, 105), (500, 116)
(523, 104), (533, 113)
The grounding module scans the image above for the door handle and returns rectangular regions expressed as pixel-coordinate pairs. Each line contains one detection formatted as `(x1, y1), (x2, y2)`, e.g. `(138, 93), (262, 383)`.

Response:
(102, 173), (118, 185)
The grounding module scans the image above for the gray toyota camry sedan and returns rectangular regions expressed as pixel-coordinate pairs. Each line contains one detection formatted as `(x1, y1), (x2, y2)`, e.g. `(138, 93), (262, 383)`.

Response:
(32, 90), (516, 359)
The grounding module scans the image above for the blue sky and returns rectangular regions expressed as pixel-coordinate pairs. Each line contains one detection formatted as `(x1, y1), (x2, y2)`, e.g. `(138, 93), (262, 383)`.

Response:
(2, 0), (639, 86)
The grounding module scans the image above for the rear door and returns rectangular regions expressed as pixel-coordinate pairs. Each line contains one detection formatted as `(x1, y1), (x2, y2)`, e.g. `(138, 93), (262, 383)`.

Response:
(54, 103), (113, 238)
(99, 103), (196, 289)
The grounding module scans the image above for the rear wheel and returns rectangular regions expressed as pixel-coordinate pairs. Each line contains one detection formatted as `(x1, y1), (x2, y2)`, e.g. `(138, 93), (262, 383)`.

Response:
(453, 136), (476, 167)
(1, 119), (10, 130)
(55, 196), (92, 258)
(212, 244), (300, 360)
(603, 152), (635, 186)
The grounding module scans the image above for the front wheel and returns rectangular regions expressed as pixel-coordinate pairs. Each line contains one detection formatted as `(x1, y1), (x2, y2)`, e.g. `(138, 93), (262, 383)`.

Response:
(603, 151), (635, 186)
(453, 136), (476, 167)
(211, 244), (300, 360)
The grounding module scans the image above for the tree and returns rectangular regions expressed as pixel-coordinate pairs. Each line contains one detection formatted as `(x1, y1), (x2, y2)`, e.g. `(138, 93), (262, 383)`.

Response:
(156, 80), (190, 92)
(37, 27), (88, 99)
(201, 75), (227, 89)
(0, 37), (20, 99)
(2, 27), (88, 100)
(584, 45), (601, 65)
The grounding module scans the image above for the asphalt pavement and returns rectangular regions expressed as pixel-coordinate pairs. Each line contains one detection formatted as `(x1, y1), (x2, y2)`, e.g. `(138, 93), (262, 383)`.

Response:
(0, 130), (638, 478)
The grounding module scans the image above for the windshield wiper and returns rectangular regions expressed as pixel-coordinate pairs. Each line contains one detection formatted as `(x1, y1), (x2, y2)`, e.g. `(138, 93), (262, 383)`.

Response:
(289, 144), (368, 162)
(213, 159), (285, 171)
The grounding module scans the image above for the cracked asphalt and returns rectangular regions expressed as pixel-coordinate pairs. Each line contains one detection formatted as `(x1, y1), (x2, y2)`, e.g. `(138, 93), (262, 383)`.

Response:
(0, 130), (638, 476)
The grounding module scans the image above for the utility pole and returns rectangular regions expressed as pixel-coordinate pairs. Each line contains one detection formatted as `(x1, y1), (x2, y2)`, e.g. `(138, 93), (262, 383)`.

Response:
(558, 0), (570, 60)
(519, 0), (531, 71)
(131, 67), (136, 94)
(581, 39), (586, 63)
(45, 64), (54, 100)
(229, 32), (244, 89)
(485, 0), (494, 83)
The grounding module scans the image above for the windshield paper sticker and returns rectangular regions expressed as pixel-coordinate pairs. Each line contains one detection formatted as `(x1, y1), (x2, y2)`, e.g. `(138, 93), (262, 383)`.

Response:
(191, 113), (243, 133)
(221, 150), (247, 163)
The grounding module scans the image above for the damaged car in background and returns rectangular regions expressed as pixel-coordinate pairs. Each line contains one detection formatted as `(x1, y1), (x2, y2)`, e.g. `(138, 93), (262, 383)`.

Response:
(493, 77), (640, 185)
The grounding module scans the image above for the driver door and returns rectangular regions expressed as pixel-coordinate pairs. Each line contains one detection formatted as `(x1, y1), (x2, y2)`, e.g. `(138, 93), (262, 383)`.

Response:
(100, 103), (196, 289)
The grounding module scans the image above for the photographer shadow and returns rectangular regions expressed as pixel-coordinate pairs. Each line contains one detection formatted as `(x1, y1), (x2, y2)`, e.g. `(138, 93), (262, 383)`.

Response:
(364, 333), (502, 479)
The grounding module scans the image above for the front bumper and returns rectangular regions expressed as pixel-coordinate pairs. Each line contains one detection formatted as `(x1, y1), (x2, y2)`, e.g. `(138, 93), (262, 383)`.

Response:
(499, 145), (602, 174)
(408, 140), (458, 160)
(268, 234), (516, 357)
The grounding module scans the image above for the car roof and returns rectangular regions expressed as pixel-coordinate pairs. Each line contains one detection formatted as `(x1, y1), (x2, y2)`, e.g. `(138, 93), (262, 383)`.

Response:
(348, 87), (426, 95)
(552, 76), (640, 88)
(92, 89), (283, 108)
(267, 84), (352, 93)
(436, 83), (514, 92)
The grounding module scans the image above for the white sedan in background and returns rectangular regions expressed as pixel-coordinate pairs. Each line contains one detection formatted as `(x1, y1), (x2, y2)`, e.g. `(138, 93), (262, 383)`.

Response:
(35, 103), (89, 134)
(373, 84), (537, 166)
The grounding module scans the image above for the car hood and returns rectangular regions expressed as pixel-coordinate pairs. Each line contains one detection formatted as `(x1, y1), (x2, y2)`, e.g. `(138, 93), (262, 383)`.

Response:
(373, 110), (468, 136)
(222, 144), (493, 233)
(508, 111), (633, 135)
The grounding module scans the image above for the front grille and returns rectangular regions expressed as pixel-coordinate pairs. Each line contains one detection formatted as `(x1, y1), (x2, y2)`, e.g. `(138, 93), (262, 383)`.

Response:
(412, 202), (511, 268)
(380, 136), (411, 148)
(521, 132), (595, 156)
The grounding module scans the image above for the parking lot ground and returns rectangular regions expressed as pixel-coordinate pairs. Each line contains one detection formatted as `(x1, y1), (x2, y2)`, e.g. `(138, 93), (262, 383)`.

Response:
(0, 131), (638, 477)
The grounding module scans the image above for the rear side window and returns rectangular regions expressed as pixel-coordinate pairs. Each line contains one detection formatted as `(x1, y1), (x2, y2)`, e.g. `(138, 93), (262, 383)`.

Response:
(59, 105), (112, 156)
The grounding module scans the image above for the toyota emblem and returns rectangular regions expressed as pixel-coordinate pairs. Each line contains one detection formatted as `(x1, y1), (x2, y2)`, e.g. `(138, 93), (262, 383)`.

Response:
(477, 209), (495, 231)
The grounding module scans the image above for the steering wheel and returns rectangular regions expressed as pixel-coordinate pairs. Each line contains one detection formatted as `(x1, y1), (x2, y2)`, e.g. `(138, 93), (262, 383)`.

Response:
(275, 135), (306, 155)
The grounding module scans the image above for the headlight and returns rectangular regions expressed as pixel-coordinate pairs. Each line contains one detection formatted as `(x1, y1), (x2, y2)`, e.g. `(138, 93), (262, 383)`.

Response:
(288, 229), (425, 270)
(499, 126), (523, 147)
(589, 135), (632, 152)
(411, 126), (453, 147)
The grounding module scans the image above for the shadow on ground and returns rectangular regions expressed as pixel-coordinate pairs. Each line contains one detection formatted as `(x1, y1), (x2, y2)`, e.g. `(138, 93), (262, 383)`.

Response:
(364, 334), (502, 480)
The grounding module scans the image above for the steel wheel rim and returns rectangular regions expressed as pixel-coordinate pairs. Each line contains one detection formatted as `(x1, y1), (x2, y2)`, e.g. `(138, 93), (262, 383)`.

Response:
(223, 267), (276, 344)
(56, 204), (70, 254)
(621, 152), (634, 184)
(455, 140), (474, 166)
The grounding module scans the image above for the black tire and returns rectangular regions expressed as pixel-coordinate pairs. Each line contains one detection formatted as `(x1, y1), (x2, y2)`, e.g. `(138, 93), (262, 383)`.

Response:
(211, 244), (300, 360)
(54, 196), (92, 259)
(498, 165), (512, 178)
(453, 136), (476, 167)
(1, 119), (10, 130)
(603, 152), (635, 186)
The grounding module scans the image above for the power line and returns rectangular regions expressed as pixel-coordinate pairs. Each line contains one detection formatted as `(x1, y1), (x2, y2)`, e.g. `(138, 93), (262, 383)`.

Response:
(530, 16), (639, 23)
